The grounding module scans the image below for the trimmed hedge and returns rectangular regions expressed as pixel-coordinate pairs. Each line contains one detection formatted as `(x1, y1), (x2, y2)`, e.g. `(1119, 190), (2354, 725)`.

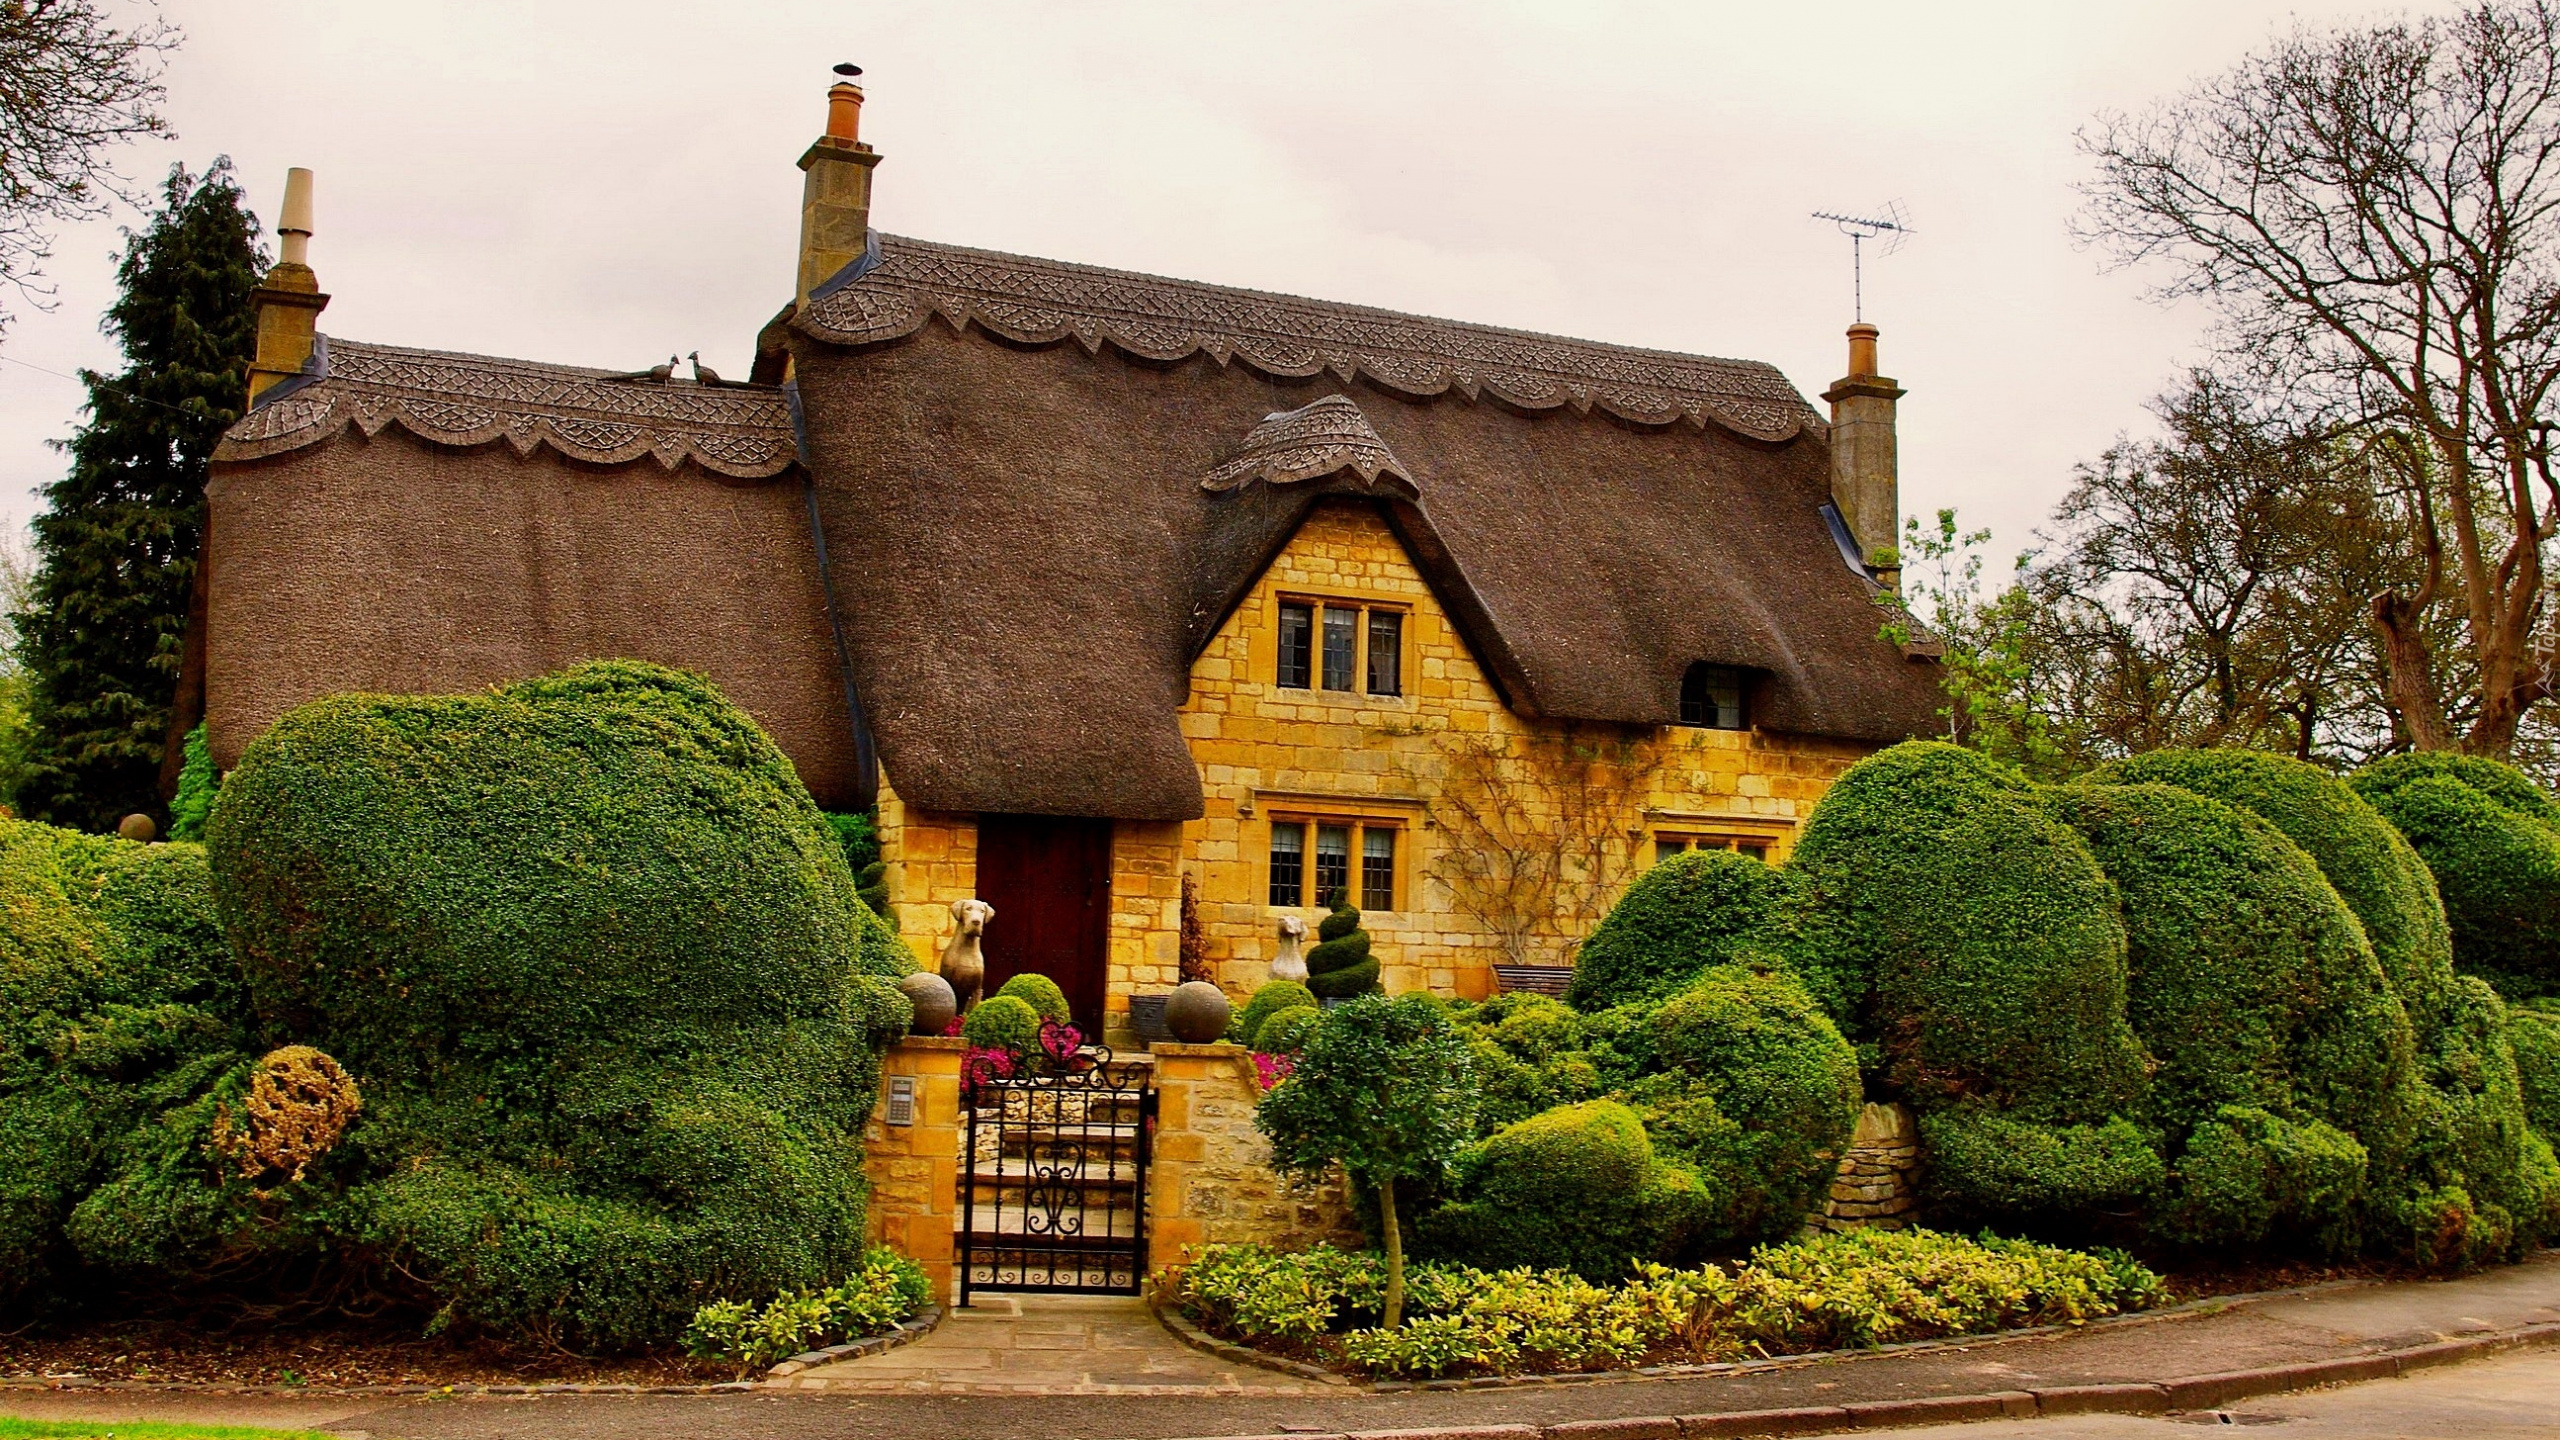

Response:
(2155, 1106), (2368, 1249)
(1416, 1099), (1711, 1281)
(1450, 994), (1608, 1134)
(1919, 1107), (2164, 1222)
(1778, 741), (2148, 1122)
(1565, 849), (1778, 1010)
(2353, 753), (2560, 1002)
(994, 974), (1071, 1025)
(1635, 966), (1860, 1246)
(0, 821), (245, 1305)
(2514, 1004), (2560, 1144)
(1235, 980), (1317, 1049)
(199, 661), (910, 1348)
(2043, 782), (2416, 1245)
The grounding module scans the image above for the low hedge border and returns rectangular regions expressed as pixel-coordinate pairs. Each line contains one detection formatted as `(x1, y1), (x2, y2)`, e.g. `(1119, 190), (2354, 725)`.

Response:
(1149, 1273), (2377, 1394)
(1154, 1319), (2560, 1437)
(0, 1307), (945, 1398)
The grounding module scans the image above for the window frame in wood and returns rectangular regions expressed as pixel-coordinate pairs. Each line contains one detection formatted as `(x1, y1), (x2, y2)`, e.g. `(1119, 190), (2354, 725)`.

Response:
(1678, 662), (1748, 729)
(1273, 592), (1410, 698)
(1266, 813), (1403, 912)
(1653, 831), (1774, 865)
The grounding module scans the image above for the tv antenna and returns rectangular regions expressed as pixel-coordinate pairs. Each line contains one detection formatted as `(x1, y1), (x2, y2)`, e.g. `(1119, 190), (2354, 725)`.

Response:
(1811, 203), (1914, 322)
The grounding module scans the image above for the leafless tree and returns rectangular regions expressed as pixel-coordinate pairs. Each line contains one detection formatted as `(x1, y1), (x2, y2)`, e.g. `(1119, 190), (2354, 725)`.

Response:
(1426, 725), (1663, 968)
(2081, 1), (2560, 758)
(0, 0), (176, 326)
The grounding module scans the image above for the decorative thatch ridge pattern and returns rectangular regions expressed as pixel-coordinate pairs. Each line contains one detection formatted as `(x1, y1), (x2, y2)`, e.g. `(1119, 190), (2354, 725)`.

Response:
(797, 235), (1819, 443)
(1202, 395), (1417, 497)
(216, 338), (799, 480)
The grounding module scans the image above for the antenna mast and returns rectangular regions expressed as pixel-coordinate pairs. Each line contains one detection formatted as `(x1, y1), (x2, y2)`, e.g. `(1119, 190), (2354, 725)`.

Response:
(1811, 203), (1914, 322)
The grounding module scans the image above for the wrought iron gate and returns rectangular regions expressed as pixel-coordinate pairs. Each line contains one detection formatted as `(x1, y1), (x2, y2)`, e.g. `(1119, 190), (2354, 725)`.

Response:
(959, 1030), (1153, 1300)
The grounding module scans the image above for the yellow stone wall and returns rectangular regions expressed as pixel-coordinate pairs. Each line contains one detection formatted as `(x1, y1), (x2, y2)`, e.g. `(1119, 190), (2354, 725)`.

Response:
(876, 498), (1870, 1030)
(861, 1037), (966, 1300)
(1148, 1043), (1362, 1257)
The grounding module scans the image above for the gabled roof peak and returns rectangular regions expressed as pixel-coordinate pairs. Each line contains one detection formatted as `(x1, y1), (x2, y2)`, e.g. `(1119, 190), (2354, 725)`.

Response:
(1202, 394), (1417, 498)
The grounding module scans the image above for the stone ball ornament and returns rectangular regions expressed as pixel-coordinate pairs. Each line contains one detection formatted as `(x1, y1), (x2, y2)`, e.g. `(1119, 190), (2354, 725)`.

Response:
(1163, 980), (1233, 1044)
(897, 970), (958, 1035)
(118, 813), (157, 842)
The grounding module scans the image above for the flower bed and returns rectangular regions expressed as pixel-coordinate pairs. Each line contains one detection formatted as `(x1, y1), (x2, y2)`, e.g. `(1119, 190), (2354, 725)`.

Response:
(1165, 1228), (2165, 1379)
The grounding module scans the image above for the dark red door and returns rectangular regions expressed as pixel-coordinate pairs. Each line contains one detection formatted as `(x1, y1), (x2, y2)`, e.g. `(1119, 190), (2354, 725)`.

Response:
(974, 815), (1113, 1035)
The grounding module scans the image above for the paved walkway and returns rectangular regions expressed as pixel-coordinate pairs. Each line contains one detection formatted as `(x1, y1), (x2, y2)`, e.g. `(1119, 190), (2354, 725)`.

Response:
(779, 1294), (1332, 1395)
(1, 1252), (2554, 1439)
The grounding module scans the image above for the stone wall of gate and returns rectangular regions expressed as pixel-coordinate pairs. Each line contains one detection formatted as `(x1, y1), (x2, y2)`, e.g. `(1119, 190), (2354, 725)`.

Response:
(1147, 1043), (1363, 1257)
(861, 1037), (967, 1300)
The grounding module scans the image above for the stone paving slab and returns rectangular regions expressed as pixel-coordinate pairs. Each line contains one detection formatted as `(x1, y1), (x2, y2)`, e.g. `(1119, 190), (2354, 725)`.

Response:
(782, 1294), (1335, 1395)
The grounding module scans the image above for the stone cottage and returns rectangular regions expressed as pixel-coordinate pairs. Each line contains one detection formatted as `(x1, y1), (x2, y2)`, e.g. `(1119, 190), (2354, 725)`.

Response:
(198, 75), (1941, 1039)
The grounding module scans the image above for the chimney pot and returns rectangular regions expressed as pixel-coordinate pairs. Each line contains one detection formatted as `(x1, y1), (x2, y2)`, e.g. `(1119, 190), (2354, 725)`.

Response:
(826, 80), (864, 145)
(1846, 322), (1878, 379)
(278, 167), (315, 267)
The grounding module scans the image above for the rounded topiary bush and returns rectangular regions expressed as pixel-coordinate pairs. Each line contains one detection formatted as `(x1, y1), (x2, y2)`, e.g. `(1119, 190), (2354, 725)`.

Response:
(1251, 1005), (1321, 1055)
(2512, 1004), (2560, 1144)
(204, 661), (910, 1349)
(1416, 1099), (1711, 1280)
(1636, 966), (1860, 1245)
(962, 994), (1043, 1053)
(2043, 782), (2415, 1245)
(1234, 980), (1317, 1047)
(2097, 749), (2457, 1017)
(0, 821), (245, 1307)
(1451, 993), (1607, 1133)
(2154, 1106), (2369, 1249)
(1919, 1107), (2165, 1225)
(994, 973), (1071, 1025)
(2353, 753), (2560, 1002)
(1778, 742), (2148, 1121)
(1565, 849), (1778, 1010)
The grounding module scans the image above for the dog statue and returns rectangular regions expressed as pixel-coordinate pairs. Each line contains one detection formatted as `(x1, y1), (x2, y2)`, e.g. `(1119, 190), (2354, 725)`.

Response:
(1270, 913), (1310, 984)
(941, 897), (994, 1010)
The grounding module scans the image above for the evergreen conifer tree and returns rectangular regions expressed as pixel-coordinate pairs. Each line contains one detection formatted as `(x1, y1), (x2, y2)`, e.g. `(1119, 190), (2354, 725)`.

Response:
(11, 161), (262, 830)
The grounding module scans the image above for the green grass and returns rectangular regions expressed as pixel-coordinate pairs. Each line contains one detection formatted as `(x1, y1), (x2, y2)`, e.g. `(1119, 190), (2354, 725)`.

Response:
(0, 1420), (339, 1440)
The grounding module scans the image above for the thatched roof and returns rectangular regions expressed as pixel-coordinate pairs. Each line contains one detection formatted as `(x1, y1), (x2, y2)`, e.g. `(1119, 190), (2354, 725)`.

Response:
(787, 234), (1942, 821)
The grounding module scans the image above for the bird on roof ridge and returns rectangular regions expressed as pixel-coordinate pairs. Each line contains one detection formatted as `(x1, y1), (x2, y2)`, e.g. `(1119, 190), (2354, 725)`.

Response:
(689, 351), (723, 386)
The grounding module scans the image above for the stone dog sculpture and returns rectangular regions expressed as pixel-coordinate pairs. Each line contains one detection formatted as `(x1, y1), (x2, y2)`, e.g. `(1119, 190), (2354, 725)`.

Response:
(941, 897), (994, 1009)
(1270, 913), (1310, 984)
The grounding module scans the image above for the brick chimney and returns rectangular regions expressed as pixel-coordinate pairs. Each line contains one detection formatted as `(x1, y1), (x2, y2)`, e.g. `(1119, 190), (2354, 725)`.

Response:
(246, 167), (328, 404)
(1821, 323), (1904, 592)
(797, 68), (881, 304)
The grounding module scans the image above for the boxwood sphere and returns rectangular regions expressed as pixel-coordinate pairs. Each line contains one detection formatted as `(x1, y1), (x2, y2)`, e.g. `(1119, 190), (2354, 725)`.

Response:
(1566, 848), (1778, 1010)
(205, 661), (910, 1349)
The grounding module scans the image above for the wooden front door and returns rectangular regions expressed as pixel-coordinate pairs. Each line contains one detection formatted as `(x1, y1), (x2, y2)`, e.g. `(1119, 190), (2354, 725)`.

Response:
(974, 814), (1113, 1035)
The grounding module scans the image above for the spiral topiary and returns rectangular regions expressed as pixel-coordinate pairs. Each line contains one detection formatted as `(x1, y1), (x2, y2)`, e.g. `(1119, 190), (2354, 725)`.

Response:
(1304, 888), (1381, 999)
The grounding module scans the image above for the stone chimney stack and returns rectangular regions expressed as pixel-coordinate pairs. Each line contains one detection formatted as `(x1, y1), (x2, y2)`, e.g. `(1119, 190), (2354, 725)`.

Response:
(797, 67), (881, 305)
(1821, 322), (1904, 591)
(246, 167), (329, 404)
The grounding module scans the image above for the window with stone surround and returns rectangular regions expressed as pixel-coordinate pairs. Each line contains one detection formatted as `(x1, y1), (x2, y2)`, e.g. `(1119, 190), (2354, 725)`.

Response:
(1268, 815), (1398, 911)
(1277, 597), (1405, 697)
(1654, 832), (1771, 864)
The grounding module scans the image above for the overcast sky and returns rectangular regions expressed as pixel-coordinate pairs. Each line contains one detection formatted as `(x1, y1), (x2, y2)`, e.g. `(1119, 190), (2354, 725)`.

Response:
(0, 0), (2456, 566)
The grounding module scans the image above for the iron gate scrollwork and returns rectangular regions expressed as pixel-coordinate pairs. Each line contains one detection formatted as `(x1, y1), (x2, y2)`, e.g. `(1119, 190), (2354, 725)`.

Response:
(960, 1022), (1153, 1300)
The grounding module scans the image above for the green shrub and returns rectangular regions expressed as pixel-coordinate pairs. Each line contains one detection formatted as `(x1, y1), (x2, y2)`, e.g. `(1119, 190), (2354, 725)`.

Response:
(2043, 782), (2417, 1244)
(1417, 1100), (1712, 1281)
(2155, 1106), (2368, 1249)
(962, 995), (1043, 1053)
(0, 820), (246, 1306)
(1450, 994), (1607, 1133)
(2513, 1005), (2560, 1143)
(1636, 966), (1859, 1246)
(2354, 753), (2560, 1002)
(165, 723), (219, 843)
(2389, 976), (2560, 1261)
(1777, 742), (2148, 1123)
(681, 1245), (932, 1371)
(2096, 750), (2457, 1015)
(1919, 1107), (2164, 1223)
(1253, 1006), (1321, 1055)
(1305, 889), (1381, 999)
(202, 661), (910, 1349)
(1234, 980), (1318, 1047)
(1565, 849), (1778, 1010)
(994, 974), (1071, 1025)
(1710, 1227), (2163, 1356)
